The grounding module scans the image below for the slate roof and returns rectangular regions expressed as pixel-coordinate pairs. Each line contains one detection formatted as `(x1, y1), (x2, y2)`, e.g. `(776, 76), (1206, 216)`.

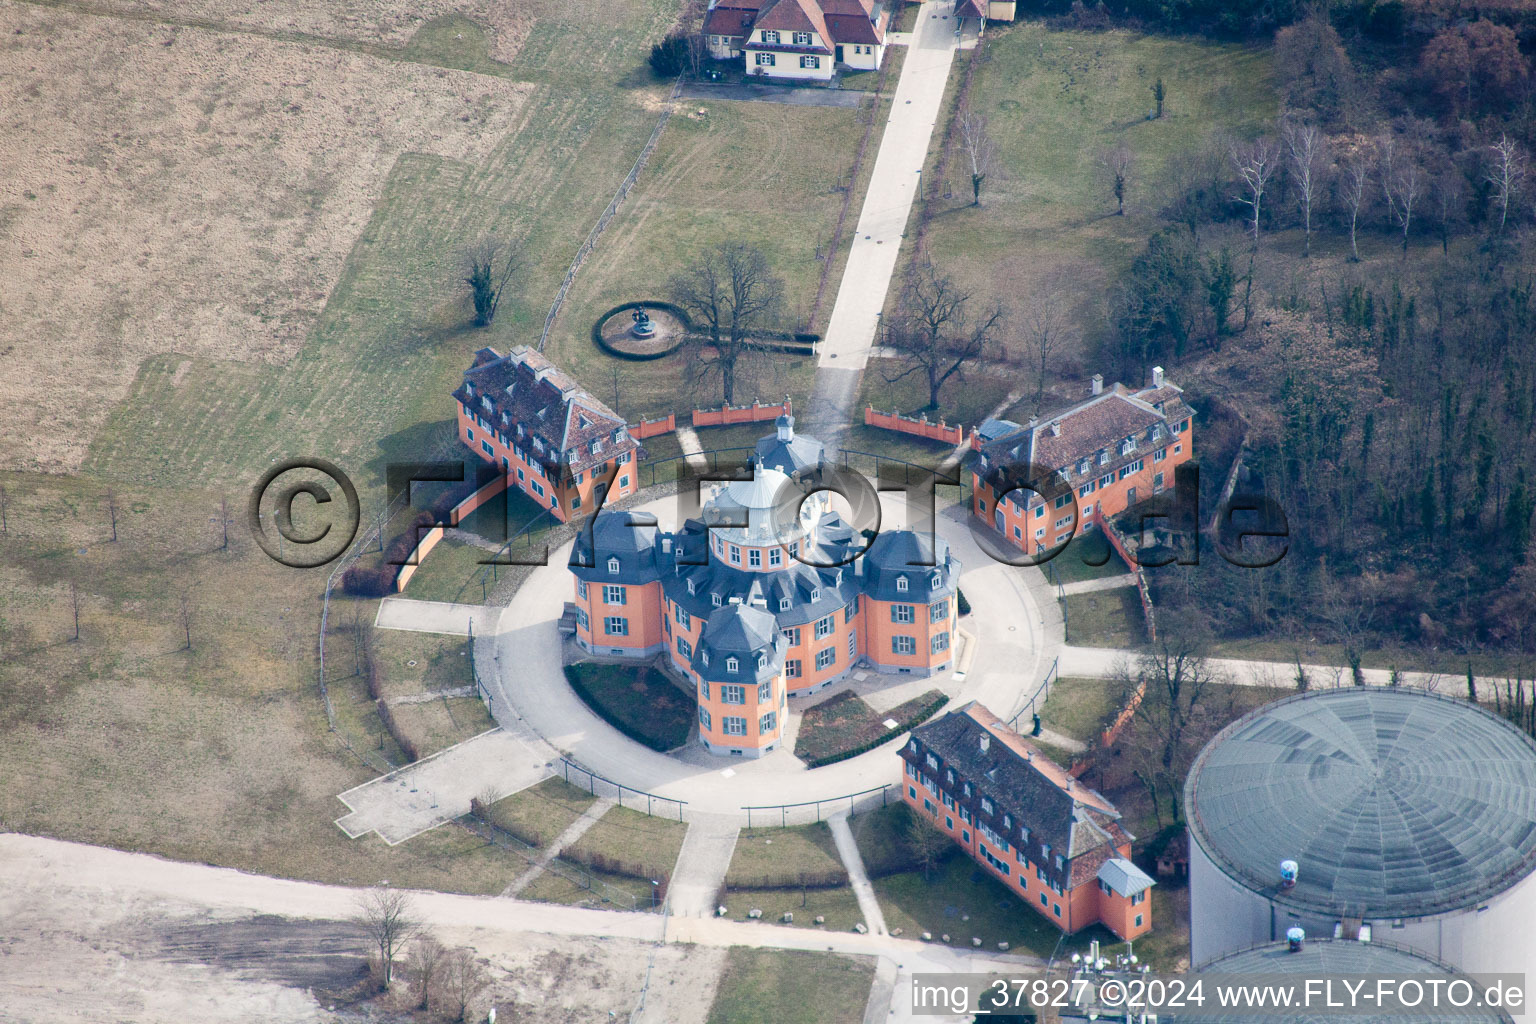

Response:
(907, 703), (1132, 892)
(977, 377), (1191, 491)
(570, 511), (662, 584)
(1185, 688), (1536, 920)
(755, 415), (825, 477)
(731, 0), (884, 50)
(1179, 940), (1514, 1024)
(862, 530), (959, 603)
(454, 346), (637, 476)
(693, 605), (788, 684)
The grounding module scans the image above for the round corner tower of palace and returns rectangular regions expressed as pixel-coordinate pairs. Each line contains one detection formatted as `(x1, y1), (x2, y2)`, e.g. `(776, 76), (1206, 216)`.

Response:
(569, 415), (961, 758)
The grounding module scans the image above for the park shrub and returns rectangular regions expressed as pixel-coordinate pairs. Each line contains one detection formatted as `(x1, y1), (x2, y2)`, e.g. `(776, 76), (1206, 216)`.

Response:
(957, 589), (971, 616)
(341, 565), (394, 597)
(375, 698), (420, 763)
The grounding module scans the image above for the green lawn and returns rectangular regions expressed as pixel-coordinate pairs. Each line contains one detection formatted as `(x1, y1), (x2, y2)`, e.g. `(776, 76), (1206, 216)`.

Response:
(563, 804), (688, 881)
(901, 22), (1277, 367)
(1062, 587), (1146, 647)
(873, 853), (1066, 958)
(564, 662), (695, 752)
(1041, 676), (1121, 743)
(705, 948), (876, 1024)
(795, 689), (946, 767)
(482, 777), (598, 849)
(1038, 533), (1129, 586)
(847, 802), (926, 878)
(727, 823), (847, 888)
(521, 859), (664, 911)
(717, 885), (866, 932)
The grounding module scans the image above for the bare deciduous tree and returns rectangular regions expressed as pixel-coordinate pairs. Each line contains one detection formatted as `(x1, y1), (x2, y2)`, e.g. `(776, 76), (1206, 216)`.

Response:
(0, 485), (8, 536)
(1102, 144), (1132, 215)
(70, 581), (82, 642)
(106, 489), (119, 543)
(353, 888), (418, 990)
(178, 591), (193, 652)
(218, 495), (231, 551)
(463, 236), (522, 328)
(1377, 134), (1400, 229)
(1486, 133), (1527, 236)
(903, 808), (951, 881)
(669, 242), (785, 406)
(1338, 151), (1370, 262)
(1231, 138), (1278, 246)
(440, 947), (489, 1023)
(1387, 158), (1423, 259)
(1282, 120), (1324, 257)
(408, 933), (447, 1012)
(1020, 289), (1075, 413)
(957, 102), (998, 206)
(883, 260), (1004, 411)
(1151, 76), (1165, 118)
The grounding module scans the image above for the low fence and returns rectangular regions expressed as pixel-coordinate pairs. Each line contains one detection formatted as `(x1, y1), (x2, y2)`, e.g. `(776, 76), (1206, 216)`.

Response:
(1006, 655), (1059, 733)
(394, 473), (510, 592)
(459, 815), (652, 910)
(1098, 511), (1157, 642)
(863, 406), (967, 446)
(741, 783), (891, 828)
(629, 413), (677, 440)
(558, 758), (688, 820)
(691, 398), (792, 429)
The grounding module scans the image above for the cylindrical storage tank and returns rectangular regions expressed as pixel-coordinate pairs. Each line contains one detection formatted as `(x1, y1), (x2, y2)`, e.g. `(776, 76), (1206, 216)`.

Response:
(1169, 937), (1514, 1024)
(1185, 688), (1536, 978)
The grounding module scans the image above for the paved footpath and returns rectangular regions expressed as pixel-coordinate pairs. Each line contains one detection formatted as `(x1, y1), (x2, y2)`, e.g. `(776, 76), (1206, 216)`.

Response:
(500, 796), (615, 897)
(829, 812), (887, 936)
(667, 814), (741, 917)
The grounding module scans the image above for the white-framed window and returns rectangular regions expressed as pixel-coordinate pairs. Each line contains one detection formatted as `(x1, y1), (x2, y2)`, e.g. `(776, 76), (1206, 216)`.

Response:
(762, 29), (780, 43)
(699, 706), (712, 729)
(756, 51), (776, 66)
(782, 626), (801, 645)
(577, 609), (589, 630)
(604, 616), (628, 636)
(577, 580), (588, 600)
(730, 545), (741, 564)
(758, 681), (772, 702)
(1119, 459), (1144, 479)
(769, 548), (782, 566)
(814, 615), (833, 639)
(724, 716), (747, 736)
(891, 604), (914, 624)
(1099, 474), (1114, 488)
(759, 711), (777, 733)
(1153, 448), (1167, 462)
(779, 598), (791, 611)
(677, 637), (692, 658)
(931, 632), (950, 654)
(607, 556), (620, 574)
(675, 606), (690, 629)
(604, 584), (625, 605)
(929, 600), (948, 623)
(845, 595), (859, 621)
(930, 574), (942, 590)
(712, 593), (722, 607)
(892, 636), (916, 655)
(896, 575), (909, 592)
(723, 684), (745, 704)
(799, 55), (819, 68)
(749, 549), (761, 568)
(815, 647), (835, 670)
(786, 659), (802, 678)
(792, 30), (811, 44)
(725, 657), (739, 674)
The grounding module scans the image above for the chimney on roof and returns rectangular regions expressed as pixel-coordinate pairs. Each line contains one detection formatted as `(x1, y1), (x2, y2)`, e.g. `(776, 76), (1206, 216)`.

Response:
(1091, 374), (1103, 396)
(979, 734), (990, 754)
(1152, 365), (1165, 387)
(1024, 749), (1033, 762)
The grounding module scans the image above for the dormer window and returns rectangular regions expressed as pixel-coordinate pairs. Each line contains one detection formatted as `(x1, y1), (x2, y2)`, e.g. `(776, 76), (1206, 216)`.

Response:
(612, 427), (624, 444)
(465, 383), (475, 396)
(726, 656), (739, 673)
(757, 652), (767, 669)
(1121, 436), (1136, 455)
(810, 587), (821, 602)
(712, 594), (722, 607)
(590, 438), (603, 455)
(763, 29), (780, 42)
(1078, 459), (1090, 474)
(1097, 450), (1108, 466)
(607, 557), (620, 574)
(1056, 467), (1070, 482)
(480, 395), (493, 412)
(792, 30), (811, 44)
(779, 598), (791, 611)
(929, 574), (941, 590)
(896, 576), (909, 592)
(702, 650), (710, 667)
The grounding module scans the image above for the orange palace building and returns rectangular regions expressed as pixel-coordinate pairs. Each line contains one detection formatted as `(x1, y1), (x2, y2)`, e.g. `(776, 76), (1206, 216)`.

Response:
(570, 417), (960, 758)
(972, 367), (1193, 553)
(903, 703), (1155, 941)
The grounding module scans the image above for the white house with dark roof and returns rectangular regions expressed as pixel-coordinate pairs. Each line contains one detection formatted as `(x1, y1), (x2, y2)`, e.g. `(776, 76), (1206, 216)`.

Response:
(704, 0), (889, 79)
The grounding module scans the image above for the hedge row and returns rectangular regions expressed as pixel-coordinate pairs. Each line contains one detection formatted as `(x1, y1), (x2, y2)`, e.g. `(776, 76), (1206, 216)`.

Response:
(561, 846), (672, 885)
(723, 868), (849, 891)
(590, 299), (820, 361)
(376, 698), (420, 763)
(801, 694), (950, 769)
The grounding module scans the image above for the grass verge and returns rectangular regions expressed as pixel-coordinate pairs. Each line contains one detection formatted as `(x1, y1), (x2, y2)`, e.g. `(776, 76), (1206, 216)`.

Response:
(795, 689), (947, 767)
(873, 853), (1065, 958)
(704, 948), (876, 1024)
(481, 777), (598, 849)
(1062, 588), (1146, 647)
(726, 823), (847, 888)
(1041, 676), (1122, 744)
